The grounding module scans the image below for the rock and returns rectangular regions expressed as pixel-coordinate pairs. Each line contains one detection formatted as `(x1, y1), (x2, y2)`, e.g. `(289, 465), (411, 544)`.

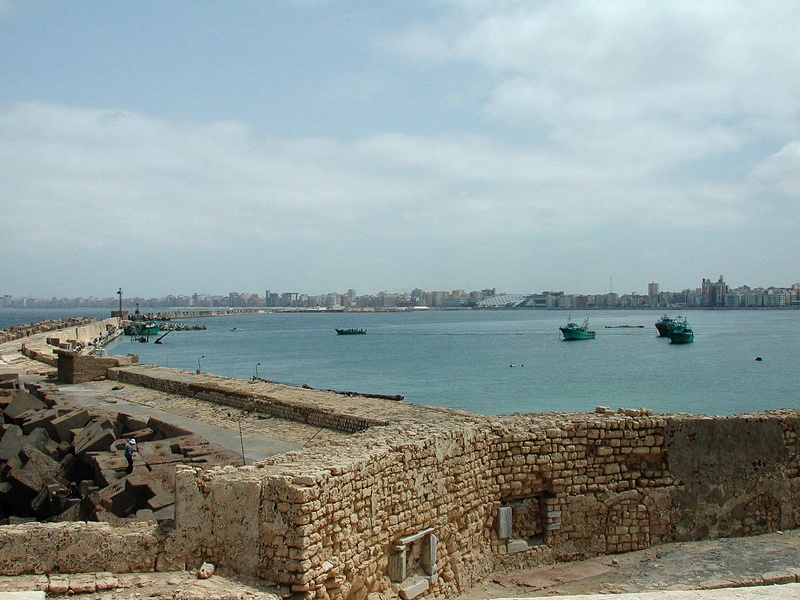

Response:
(198, 562), (215, 579)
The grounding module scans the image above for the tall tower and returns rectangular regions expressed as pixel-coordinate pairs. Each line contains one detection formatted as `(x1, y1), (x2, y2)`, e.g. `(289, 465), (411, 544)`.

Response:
(648, 282), (660, 296)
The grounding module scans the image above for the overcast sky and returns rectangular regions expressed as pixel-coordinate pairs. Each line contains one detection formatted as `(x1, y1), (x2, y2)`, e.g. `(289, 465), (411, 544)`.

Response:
(2, 1), (799, 299)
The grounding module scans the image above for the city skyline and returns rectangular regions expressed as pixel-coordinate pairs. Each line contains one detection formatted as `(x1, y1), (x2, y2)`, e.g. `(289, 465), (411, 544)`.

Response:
(3, 274), (799, 310)
(2, 3), (799, 297)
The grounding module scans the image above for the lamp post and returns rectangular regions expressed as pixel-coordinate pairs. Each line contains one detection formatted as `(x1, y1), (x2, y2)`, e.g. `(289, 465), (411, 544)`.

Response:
(196, 355), (204, 374)
(255, 362), (260, 379)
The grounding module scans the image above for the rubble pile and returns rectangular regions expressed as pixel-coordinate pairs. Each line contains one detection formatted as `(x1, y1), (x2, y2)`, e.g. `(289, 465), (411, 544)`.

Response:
(0, 380), (241, 526)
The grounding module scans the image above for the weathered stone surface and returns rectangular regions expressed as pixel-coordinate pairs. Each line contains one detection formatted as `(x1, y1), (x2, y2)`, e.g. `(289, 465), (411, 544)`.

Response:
(0, 424), (25, 461)
(3, 391), (45, 422)
(52, 409), (90, 443)
(73, 419), (116, 457)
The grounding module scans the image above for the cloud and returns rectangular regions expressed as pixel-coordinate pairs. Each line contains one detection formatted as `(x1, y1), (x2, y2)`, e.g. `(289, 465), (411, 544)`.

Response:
(3, 2), (799, 295)
(391, 1), (800, 139)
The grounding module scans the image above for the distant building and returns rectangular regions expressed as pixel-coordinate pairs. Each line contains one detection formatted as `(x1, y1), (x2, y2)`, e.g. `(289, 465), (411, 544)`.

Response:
(648, 282), (660, 296)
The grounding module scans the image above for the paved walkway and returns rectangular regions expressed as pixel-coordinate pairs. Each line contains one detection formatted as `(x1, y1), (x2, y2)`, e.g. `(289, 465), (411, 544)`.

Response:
(24, 374), (306, 463)
(460, 529), (800, 599)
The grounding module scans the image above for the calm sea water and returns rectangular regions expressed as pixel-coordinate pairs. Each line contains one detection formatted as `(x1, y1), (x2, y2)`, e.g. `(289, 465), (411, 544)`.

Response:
(3, 308), (798, 416)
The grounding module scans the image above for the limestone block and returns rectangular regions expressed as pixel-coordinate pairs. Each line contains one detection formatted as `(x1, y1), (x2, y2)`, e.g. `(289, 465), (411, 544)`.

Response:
(506, 538), (528, 554)
(398, 576), (429, 600)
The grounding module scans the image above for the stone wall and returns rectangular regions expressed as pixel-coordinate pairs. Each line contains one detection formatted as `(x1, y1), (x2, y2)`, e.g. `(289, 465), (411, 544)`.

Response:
(170, 410), (800, 600)
(56, 351), (138, 383)
(109, 367), (389, 434)
(0, 521), (169, 575)
(19, 318), (121, 367)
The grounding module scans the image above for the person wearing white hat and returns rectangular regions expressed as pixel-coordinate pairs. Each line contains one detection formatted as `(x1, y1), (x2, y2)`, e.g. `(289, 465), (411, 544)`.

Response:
(124, 438), (137, 474)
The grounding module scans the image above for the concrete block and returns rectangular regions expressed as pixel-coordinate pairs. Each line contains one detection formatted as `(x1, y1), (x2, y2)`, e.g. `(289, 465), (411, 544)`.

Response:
(0, 425), (24, 461)
(21, 408), (60, 437)
(0, 373), (19, 389)
(25, 428), (55, 455)
(73, 419), (116, 456)
(3, 390), (45, 421)
(7, 446), (61, 497)
(52, 408), (90, 442)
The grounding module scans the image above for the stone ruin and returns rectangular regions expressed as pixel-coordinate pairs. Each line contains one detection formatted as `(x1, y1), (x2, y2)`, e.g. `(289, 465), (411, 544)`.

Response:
(0, 377), (240, 526)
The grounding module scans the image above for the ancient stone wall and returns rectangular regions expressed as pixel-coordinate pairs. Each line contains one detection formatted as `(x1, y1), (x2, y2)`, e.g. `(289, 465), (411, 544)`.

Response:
(170, 411), (800, 600)
(56, 351), (138, 383)
(0, 521), (167, 575)
(19, 319), (121, 367)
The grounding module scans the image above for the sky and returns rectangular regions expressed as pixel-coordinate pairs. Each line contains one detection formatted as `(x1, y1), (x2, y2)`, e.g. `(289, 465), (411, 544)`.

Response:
(1, 0), (799, 299)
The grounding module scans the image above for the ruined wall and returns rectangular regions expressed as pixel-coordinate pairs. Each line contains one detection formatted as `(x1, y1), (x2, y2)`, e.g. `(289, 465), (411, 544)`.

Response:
(0, 521), (169, 575)
(172, 411), (800, 600)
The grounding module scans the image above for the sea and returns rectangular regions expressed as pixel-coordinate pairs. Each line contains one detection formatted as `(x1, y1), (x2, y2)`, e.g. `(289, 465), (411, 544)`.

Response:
(2, 308), (798, 416)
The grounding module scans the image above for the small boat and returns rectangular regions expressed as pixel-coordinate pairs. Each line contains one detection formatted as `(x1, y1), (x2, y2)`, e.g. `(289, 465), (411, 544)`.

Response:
(667, 317), (694, 344)
(655, 315), (675, 337)
(335, 328), (367, 335)
(124, 321), (161, 337)
(559, 317), (596, 340)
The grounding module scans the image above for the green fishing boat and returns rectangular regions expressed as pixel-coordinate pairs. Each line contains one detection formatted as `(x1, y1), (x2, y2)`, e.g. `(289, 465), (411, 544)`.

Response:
(559, 317), (596, 340)
(667, 317), (694, 344)
(124, 321), (161, 337)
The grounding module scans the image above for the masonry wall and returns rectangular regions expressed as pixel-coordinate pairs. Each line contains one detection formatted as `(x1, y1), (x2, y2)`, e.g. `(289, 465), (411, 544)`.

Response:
(109, 367), (389, 433)
(0, 521), (171, 575)
(172, 411), (800, 600)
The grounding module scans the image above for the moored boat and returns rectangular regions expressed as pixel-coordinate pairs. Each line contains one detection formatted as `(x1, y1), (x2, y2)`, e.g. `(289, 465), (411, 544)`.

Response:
(559, 317), (596, 340)
(124, 321), (161, 337)
(335, 328), (367, 335)
(667, 317), (694, 344)
(655, 315), (675, 337)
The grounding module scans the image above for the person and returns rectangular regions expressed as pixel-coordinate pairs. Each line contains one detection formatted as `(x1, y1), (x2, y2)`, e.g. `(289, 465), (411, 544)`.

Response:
(124, 438), (137, 474)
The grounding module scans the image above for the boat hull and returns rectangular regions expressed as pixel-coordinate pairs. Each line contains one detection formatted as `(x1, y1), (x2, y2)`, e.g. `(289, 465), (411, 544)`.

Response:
(559, 327), (596, 340)
(668, 331), (694, 344)
(335, 328), (366, 335)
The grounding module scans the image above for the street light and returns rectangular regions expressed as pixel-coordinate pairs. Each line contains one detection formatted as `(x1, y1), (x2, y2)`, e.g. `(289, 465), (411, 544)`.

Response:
(196, 355), (204, 374)
(255, 362), (260, 379)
